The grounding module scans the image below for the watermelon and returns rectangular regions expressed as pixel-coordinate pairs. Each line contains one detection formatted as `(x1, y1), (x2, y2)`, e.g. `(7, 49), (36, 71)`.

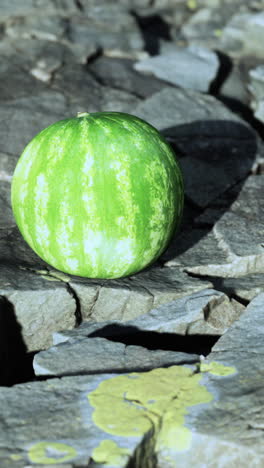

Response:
(11, 111), (184, 279)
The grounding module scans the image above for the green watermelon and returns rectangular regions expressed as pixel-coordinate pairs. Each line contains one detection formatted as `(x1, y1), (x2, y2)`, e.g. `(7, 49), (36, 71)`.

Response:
(11, 111), (184, 279)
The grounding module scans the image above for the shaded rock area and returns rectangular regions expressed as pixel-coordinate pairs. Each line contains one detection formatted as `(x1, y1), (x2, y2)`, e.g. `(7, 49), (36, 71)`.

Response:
(1, 0), (264, 467)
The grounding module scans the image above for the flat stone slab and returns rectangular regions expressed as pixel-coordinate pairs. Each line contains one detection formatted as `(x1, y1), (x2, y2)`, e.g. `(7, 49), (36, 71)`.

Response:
(221, 11), (264, 58)
(0, 265), (76, 351)
(134, 45), (219, 92)
(164, 175), (264, 280)
(248, 65), (264, 123)
(88, 55), (168, 98)
(53, 288), (242, 349)
(214, 274), (264, 302)
(0, 372), (149, 468)
(67, 7), (144, 56)
(33, 336), (199, 377)
(68, 266), (213, 322)
(0, 90), (68, 157)
(1, 293), (264, 467)
(0, 181), (15, 228)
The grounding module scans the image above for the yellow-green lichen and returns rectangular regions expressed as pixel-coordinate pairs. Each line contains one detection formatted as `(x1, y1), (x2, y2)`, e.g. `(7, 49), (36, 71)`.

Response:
(28, 441), (77, 464)
(39, 269), (71, 282)
(187, 0), (197, 10)
(214, 29), (223, 37)
(88, 365), (213, 455)
(92, 440), (131, 466)
(10, 454), (22, 461)
(199, 361), (236, 377)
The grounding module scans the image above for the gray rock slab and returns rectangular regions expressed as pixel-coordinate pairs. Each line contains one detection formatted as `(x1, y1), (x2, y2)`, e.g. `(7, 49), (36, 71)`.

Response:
(97, 85), (141, 114)
(0, 181), (15, 228)
(0, 0), (79, 19)
(68, 12), (144, 55)
(213, 274), (264, 302)
(133, 87), (258, 208)
(69, 266), (213, 322)
(0, 35), (97, 68)
(180, 6), (225, 50)
(220, 11), (264, 58)
(6, 13), (67, 42)
(51, 63), (140, 115)
(210, 175), (264, 276)
(3, 289), (264, 468)
(33, 336), (199, 377)
(219, 64), (250, 105)
(134, 45), (219, 92)
(0, 91), (68, 157)
(165, 175), (264, 279)
(0, 56), (46, 101)
(163, 227), (230, 269)
(248, 65), (264, 124)
(0, 151), (19, 181)
(98, 287), (243, 336)
(196, 293), (264, 449)
(155, 292), (264, 466)
(0, 265), (76, 351)
(0, 373), (149, 468)
(210, 291), (264, 366)
(53, 288), (240, 348)
(51, 63), (102, 112)
(0, 226), (49, 268)
(88, 56), (168, 98)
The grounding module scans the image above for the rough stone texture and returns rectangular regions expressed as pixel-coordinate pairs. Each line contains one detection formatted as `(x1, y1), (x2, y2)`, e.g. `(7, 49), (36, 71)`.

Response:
(69, 267), (213, 322)
(0, 373), (150, 467)
(220, 11), (264, 58)
(51, 288), (242, 353)
(154, 291), (264, 466)
(88, 56), (168, 98)
(1, 292), (263, 467)
(33, 336), (199, 377)
(0, 91), (68, 157)
(1, 1), (264, 466)
(0, 265), (76, 351)
(248, 65), (264, 123)
(134, 45), (219, 92)
(0, 181), (15, 228)
(163, 175), (264, 282)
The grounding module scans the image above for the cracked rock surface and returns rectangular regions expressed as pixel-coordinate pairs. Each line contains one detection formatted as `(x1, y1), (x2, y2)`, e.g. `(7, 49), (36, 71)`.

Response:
(1, 1), (264, 467)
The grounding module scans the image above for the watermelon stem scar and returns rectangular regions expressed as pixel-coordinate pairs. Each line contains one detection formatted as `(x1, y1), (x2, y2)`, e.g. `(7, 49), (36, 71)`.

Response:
(77, 111), (90, 118)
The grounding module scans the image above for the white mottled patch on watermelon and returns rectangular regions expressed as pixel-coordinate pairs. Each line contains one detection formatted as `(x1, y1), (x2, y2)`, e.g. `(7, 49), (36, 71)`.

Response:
(82, 229), (102, 275)
(34, 173), (51, 252)
(134, 137), (144, 150)
(116, 216), (126, 227)
(82, 192), (94, 204)
(56, 201), (75, 257)
(83, 152), (94, 172)
(109, 160), (121, 170)
(115, 238), (135, 263)
(110, 154), (139, 238)
(19, 182), (29, 204)
(110, 143), (117, 152)
(64, 258), (79, 271)
(82, 152), (94, 188)
(47, 121), (73, 166)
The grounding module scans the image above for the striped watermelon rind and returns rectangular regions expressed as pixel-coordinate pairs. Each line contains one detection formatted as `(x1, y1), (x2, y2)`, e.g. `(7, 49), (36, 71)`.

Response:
(11, 111), (184, 279)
